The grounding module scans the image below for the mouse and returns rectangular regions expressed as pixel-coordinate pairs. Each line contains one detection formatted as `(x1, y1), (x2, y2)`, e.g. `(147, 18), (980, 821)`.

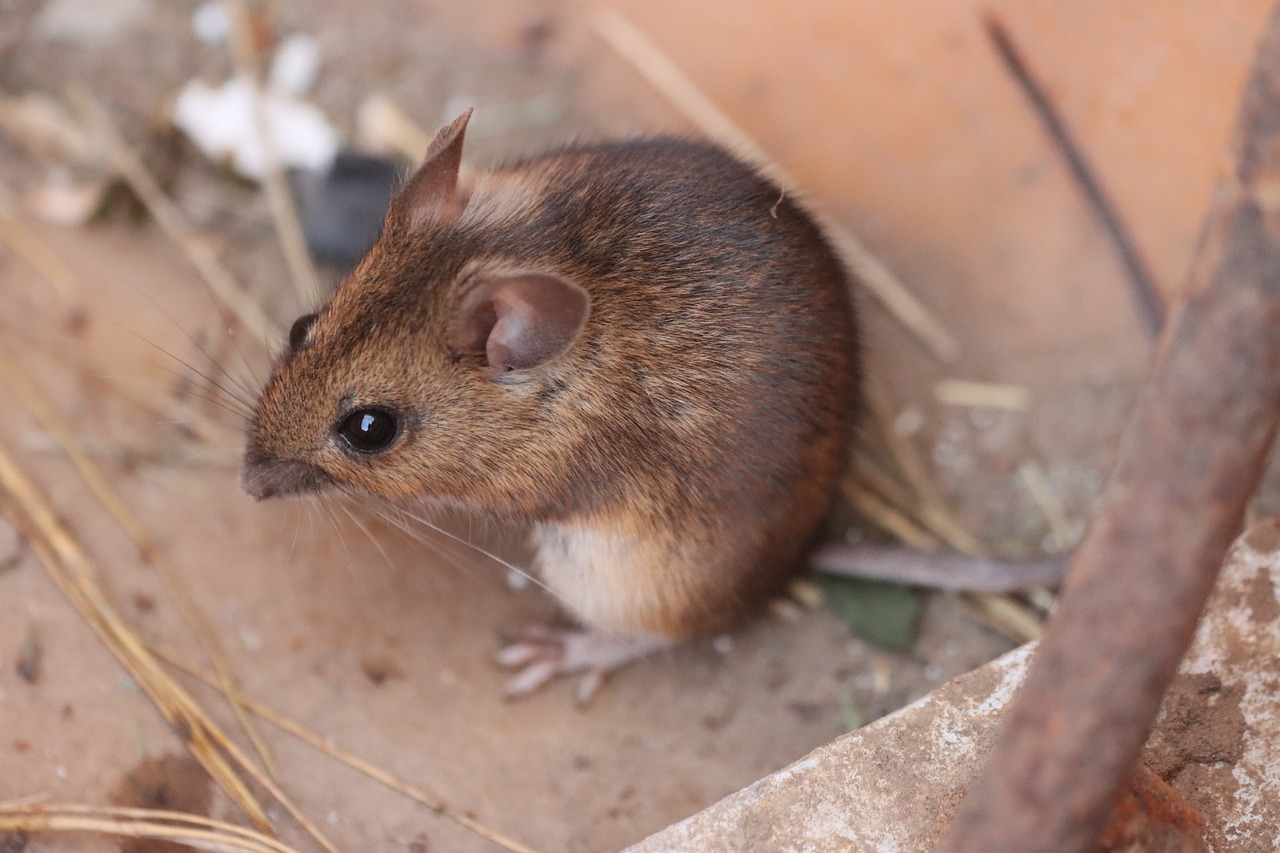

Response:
(241, 109), (861, 700)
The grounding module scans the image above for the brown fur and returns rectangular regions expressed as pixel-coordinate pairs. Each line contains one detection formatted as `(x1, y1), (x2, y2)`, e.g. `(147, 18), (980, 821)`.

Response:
(244, 118), (861, 641)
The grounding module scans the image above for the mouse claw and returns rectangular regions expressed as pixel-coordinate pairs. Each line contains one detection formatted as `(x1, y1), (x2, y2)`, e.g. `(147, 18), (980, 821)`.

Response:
(495, 639), (550, 669)
(574, 670), (604, 706)
(496, 627), (668, 704)
(502, 659), (560, 699)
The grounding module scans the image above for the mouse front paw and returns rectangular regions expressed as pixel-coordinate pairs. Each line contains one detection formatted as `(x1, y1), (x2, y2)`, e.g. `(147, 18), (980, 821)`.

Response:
(496, 626), (668, 705)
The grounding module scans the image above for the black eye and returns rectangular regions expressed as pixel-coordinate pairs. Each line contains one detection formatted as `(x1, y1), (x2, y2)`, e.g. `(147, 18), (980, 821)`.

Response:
(336, 408), (400, 453)
(289, 312), (318, 352)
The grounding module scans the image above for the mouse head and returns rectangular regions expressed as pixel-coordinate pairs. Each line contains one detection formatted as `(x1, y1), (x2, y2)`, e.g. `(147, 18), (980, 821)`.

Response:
(242, 110), (592, 515)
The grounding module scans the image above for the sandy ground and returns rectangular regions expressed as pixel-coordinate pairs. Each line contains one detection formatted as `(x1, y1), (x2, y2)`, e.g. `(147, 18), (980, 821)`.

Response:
(0, 1), (1274, 851)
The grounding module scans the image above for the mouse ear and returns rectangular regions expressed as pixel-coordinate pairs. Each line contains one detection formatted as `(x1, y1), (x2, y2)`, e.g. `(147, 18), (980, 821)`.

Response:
(452, 273), (590, 374)
(388, 108), (472, 234)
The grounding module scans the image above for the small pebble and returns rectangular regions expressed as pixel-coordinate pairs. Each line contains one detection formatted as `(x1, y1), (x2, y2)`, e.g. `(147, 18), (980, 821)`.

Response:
(15, 630), (42, 684)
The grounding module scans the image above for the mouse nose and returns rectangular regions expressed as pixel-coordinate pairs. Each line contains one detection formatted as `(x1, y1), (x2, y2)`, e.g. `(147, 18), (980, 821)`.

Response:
(241, 453), (334, 500)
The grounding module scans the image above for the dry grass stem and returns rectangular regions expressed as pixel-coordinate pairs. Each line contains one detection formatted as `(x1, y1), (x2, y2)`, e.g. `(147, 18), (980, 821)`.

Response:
(0, 440), (273, 833)
(849, 458), (985, 557)
(1017, 460), (1074, 550)
(594, 8), (960, 363)
(912, 502), (986, 557)
(849, 453), (924, 519)
(841, 481), (940, 549)
(934, 379), (1031, 412)
(357, 93), (433, 162)
(863, 380), (981, 550)
(0, 341), (278, 778)
(960, 592), (1044, 644)
(842, 472), (1047, 641)
(0, 184), (80, 301)
(221, 0), (322, 306)
(861, 384), (1049, 635)
(1026, 587), (1057, 613)
(0, 804), (307, 853)
(68, 89), (279, 345)
(152, 643), (544, 853)
(0, 439), (343, 853)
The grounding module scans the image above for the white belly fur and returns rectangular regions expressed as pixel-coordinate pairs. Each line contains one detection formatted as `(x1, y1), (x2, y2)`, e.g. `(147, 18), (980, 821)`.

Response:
(532, 520), (674, 638)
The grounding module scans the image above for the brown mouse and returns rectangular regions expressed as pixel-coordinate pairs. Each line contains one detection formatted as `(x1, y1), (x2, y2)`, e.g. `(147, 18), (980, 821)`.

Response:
(242, 109), (860, 699)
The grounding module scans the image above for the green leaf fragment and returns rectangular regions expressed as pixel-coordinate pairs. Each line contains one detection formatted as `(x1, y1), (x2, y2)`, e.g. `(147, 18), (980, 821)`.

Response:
(818, 575), (923, 651)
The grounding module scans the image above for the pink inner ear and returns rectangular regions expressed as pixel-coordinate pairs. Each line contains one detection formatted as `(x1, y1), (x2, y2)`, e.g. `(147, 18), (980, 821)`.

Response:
(455, 273), (590, 373)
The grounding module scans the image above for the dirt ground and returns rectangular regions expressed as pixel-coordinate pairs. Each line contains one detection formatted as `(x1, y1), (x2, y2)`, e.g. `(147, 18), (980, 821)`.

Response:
(0, 2), (1274, 852)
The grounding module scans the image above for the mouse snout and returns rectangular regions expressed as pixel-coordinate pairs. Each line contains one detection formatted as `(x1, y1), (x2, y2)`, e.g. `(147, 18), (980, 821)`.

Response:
(241, 451), (334, 500)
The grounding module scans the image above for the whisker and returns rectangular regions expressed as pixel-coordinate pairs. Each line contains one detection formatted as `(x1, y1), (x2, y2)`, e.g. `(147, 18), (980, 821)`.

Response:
(304, 496), (325, 569)
(163, 385), (253, 426)
(287, 499), (304, 566)
(117, 258), (274, 392)
(320, 497), (354, 578)
(56, 372), (244, 446)
(124, 326), (258, 412)
(121, 292), (263, 404)
(223, 317), (270, 389)
(134, 335), (257, 414)
(133, 343), (258, 420)
(366, 495), (560, 605)
(338, 501), (398, 572)
(7, 324), (253, 429)
(145, 357), (255, 413)
(358, 498), (472, 578)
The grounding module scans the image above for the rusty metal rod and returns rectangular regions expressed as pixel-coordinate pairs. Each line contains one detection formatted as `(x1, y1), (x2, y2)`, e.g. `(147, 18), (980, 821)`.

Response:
(937, 7), (1280, 851)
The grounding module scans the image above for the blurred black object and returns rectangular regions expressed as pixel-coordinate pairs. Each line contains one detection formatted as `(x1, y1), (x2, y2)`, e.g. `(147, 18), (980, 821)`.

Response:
(292, 152), (402, 270)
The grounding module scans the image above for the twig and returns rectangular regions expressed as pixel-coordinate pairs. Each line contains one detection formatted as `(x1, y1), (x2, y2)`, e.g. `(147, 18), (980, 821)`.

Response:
(221, 0), (323, 307)
(845, 379), (1052, 636)
(152, 644), (544, 853)
(939, 8), (1280, 850)
(68, 89), (279, 345)
(983, 15), (1164, 338)
(594, 8), (961, 363)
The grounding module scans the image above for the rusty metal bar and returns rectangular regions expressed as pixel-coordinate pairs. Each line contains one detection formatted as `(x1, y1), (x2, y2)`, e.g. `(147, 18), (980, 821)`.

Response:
(937, 7), (1280, 851)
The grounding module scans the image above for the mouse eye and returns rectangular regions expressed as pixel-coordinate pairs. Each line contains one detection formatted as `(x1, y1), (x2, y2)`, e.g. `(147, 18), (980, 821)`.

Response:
(288, 312), (318, 352)
(336, 408), (400, 454)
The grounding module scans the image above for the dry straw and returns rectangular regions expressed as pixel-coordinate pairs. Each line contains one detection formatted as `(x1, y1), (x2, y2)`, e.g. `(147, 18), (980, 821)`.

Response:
(152, 644), (542, 853)
(0, 340), (279, 781)
(594, 8), (961, 363)
(220, 0), (323, 306)
(0, 437), (341, 852)
(0, 804), (307, 853)
(69, 89), (280, 345)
